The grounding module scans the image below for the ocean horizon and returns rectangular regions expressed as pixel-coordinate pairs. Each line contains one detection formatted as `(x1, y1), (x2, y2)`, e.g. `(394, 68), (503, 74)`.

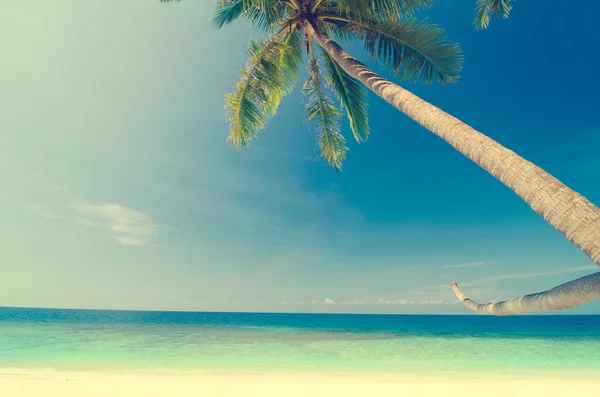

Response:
(2, 307), (599, 379)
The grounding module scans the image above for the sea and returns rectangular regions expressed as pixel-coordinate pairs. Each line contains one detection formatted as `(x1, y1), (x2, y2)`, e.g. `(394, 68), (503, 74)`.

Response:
(1, 307), (599, 379)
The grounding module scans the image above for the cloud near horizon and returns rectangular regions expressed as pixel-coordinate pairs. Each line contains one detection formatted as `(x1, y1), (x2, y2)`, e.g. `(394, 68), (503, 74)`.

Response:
(443, 261), (488, 268)
(72, 202), (158, 246)
(451, 265), (598, 288)
(377, 298), (452, 305)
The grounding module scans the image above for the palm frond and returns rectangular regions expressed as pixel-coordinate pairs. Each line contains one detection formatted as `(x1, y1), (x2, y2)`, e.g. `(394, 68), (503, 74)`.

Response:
(303, 59), (348, 170)
(332, 0), (436, 21)
(212, 0), (291, 30)
(265, 29), (304, 113)
(226, 32), (302, 148)
(320, 47), (369, 143)
(474, 0), (513, 30)
(321, 15), (463, 85)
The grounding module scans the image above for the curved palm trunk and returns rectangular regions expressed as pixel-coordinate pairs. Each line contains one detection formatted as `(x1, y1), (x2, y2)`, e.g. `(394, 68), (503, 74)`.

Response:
(307, 23), (600, 315)
(451, 273), (600, 315)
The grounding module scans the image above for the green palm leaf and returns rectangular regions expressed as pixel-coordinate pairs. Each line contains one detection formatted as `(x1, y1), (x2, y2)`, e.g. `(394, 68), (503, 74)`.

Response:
(333, 0), (436, 21)
(212, 0), (290, 29)
(474, 0), (513, 30)
(162, 0), (469, 169)
(226, 32), (302, 148)
(322, 15), (463, 85)
(303, 59), (348, 170)
(211, 0), (245, 27)
(320, 47), (369, 143)
(266, 29), (304, 113)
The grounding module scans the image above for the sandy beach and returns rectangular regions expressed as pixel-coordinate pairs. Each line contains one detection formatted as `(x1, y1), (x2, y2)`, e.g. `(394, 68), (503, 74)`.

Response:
(1, 369), (599, 397)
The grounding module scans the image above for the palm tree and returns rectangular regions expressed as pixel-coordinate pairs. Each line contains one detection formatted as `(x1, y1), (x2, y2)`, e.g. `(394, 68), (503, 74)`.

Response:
(163, 0), (600, 315)
(473, 0), (514, 30)
(451, 273), (600, 315)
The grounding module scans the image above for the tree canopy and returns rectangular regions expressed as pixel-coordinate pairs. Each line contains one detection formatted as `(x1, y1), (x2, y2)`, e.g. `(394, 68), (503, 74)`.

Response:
(161, 0), (514, 169)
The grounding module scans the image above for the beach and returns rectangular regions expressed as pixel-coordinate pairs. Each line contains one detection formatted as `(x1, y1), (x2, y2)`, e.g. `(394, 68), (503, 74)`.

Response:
(4, 0), (600, 393)
(2, 369), (600, 397)
(2, 309), (600, 396)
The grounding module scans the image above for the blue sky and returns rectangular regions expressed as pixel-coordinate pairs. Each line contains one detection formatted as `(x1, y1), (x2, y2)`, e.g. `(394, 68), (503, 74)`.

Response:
(1, 0), (599, 314)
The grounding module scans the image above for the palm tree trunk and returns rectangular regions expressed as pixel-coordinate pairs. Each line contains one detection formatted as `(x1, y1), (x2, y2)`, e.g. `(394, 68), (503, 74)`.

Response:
(451, 273), (600, 315)
(307, 23), (600, 315)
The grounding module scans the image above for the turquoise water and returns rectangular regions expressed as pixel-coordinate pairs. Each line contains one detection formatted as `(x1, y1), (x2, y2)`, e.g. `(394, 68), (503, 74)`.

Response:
(1, 308), (599, 378)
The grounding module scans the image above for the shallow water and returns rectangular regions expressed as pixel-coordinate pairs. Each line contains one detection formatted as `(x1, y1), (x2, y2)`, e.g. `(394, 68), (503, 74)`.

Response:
(1, 308), (599, 377)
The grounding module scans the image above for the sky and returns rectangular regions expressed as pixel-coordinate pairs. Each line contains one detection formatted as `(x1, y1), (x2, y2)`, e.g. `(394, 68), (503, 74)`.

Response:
(1, 0), (599, 314)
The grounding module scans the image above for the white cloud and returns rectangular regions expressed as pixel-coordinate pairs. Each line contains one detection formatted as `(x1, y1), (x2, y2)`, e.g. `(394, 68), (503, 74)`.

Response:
(425, 265), (598, 291)
(281, 300), (312, 305)
(114, 236), (148, 246)
(339, 301), (363, 305)
(26, 205), (62, 220)
(419, 299), (445, 305)
(443, 261), (487, 268)
(72, 202), (158, 246)
(378, 298), (410, 305)
(456, 265), (598, 287)
(324, 297), (335, 304)
(376, 298), (447, 305)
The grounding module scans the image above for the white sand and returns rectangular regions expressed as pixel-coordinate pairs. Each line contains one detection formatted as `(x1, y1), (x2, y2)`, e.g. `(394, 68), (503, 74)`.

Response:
(1, 369), (598, 397)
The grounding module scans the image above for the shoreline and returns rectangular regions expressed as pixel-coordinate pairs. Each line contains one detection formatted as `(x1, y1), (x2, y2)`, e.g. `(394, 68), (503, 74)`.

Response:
(2, 368), (599, 397)
(2, 365), (599, 379)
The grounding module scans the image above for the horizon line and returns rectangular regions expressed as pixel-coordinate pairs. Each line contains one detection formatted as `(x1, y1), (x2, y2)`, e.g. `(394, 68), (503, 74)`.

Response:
(1, 305), (597, 316)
